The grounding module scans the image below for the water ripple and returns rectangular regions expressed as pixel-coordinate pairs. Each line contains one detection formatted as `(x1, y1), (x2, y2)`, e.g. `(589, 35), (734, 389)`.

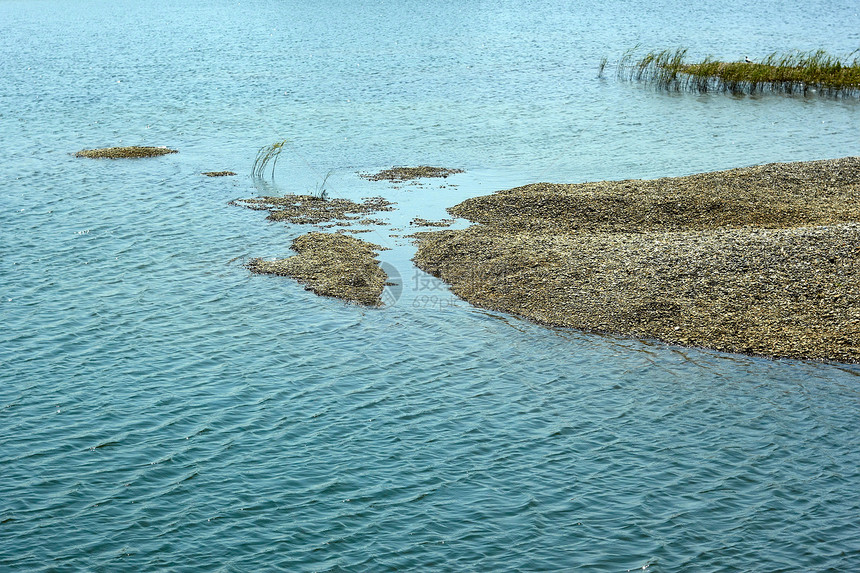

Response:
(3, 0), (860, 570)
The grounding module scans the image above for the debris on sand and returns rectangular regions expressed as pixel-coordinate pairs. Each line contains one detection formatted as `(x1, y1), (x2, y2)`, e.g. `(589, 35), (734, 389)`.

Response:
(230, 194), (394, 226)
(410, 218), (455, 227)
(361, 166), (464, 182)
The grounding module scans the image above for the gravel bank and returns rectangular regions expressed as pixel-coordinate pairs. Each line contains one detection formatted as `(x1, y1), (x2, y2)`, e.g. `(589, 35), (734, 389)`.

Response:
(414, 157), (860, 362)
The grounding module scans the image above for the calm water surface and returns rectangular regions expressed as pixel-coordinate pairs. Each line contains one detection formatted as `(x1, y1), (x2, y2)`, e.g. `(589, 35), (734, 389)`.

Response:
(1, 0), (859, 571)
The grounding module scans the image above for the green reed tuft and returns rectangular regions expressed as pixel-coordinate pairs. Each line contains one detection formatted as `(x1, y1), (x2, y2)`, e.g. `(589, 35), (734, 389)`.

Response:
(613, 48), (860, 96)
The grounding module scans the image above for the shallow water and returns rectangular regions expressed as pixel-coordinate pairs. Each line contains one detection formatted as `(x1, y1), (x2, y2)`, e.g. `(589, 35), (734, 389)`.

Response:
(2, 0), (860, 570)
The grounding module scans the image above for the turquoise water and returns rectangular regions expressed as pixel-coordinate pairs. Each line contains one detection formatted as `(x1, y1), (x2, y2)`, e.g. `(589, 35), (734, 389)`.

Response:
(2, 0), (860, 570)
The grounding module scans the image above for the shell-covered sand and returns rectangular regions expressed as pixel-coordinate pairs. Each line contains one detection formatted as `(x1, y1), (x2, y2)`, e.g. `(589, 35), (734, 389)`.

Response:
(230, 194), (394, 226)
(248, 232), (387, 307)
(414, 157), (860, 363)
(75, 146), (178, 159)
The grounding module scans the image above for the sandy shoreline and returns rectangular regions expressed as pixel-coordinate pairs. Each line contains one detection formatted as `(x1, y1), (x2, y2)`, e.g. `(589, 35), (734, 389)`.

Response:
(414, 157), (860, 363)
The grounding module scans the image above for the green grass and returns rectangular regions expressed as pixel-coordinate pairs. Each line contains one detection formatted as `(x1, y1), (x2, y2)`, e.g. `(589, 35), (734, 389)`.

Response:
(608, 48), (860, 96)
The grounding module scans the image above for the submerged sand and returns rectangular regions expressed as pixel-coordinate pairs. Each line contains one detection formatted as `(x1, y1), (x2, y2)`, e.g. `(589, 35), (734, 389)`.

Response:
(414, 157), (860, 363)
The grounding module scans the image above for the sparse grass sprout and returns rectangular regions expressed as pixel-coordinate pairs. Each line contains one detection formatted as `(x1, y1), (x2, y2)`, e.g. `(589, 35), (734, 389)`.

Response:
(253, 140), (287, 178)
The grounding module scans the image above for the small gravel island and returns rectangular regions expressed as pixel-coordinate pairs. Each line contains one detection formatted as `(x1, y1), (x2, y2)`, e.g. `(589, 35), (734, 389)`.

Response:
(414, 157), (860, 363)
(74, 146), (178, 158)
(248, 232), (388, 307)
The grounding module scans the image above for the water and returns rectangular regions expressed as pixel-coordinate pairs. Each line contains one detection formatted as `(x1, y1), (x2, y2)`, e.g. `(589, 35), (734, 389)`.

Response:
(1, 0), (859, 570)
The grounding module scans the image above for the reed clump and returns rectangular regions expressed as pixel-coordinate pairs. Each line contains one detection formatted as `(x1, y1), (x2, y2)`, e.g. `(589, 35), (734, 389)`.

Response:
(615, 48), (860, 96)
(252, 140), (287, 178)
(75, 146), (178, 159)
(203, 171), (237, 177)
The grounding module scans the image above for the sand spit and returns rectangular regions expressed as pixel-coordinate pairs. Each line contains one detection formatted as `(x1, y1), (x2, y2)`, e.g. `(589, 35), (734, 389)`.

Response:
(248, 232), (387, 306)
(414, 157), (860, 363)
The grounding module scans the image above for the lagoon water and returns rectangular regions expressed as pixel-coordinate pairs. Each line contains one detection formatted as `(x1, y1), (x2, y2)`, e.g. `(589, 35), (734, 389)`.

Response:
(2, 0), (860, 570)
